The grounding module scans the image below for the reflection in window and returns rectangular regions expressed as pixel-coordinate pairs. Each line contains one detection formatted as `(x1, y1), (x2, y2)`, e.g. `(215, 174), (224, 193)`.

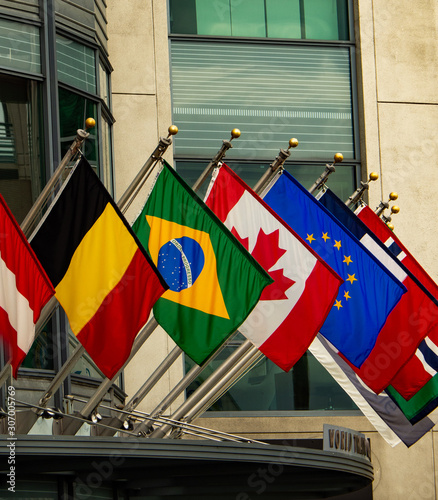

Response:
(186, 338), (358, 411)
(176, 160), (356, 203)
(170, 41), (355, 162)
(58, 87), (98, 171)
(0, 74), (43, 224)
(56, 36), (96, 94)
(169, 0), (349, 40)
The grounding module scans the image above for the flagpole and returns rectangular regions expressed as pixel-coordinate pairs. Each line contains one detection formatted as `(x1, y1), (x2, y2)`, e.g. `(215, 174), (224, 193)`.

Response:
(15, 127), (178, 435)
(252, 138), (298, 193)
(344, 171), (379, 207)
(20, 119), (96, 235)
(308, 153), (343, 194)
(116, 125), (178, 210)
(382, 205), (400, 231)
(190, 129), (241, 192)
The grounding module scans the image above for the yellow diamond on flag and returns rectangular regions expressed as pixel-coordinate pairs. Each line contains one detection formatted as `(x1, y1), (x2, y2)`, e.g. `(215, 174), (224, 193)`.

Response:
(145, 215), (229, 319)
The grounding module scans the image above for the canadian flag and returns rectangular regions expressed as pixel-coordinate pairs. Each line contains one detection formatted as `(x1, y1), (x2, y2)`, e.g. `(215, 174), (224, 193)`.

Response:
(205, 164), (341, 371)
(0, 195), (54, 376)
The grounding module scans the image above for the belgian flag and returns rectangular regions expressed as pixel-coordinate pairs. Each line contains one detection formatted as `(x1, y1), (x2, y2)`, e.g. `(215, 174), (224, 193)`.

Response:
(31, 157), (168, 379)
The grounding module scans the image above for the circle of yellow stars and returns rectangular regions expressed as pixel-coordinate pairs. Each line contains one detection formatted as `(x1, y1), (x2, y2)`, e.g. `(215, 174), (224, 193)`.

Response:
(306, 231), (357, 311)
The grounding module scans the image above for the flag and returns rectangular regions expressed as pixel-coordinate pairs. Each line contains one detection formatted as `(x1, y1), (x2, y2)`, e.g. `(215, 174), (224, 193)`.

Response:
(356, 205), (438, 423)
(132, 160), (272, 365)
(262, 170), (406, 368)
(310, 335), (438, 447)
(318, 189), (438, 396)
(204, 164), (342, 371)
(0, 195), (54, 377)
(30, 157), (168, 379)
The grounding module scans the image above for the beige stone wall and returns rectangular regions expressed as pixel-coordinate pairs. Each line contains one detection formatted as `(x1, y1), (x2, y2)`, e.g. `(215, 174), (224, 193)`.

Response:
(357, 0), (438, 280)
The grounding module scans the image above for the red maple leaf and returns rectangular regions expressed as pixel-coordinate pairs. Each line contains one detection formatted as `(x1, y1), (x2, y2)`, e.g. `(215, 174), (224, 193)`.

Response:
(231, 227), (295, 301)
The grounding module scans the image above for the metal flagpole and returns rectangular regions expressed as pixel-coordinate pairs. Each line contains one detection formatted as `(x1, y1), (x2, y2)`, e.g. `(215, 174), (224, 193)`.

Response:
(0, 119), (96, 391)
(15, 126), (178, 435)
(20, 119), (96, 235)
(191, 128), (241, 193)
(147, 151), (347, 439)
(309, 153), (344, 194)
(344, 171), (379, 207)
(252, 138), (299, 193)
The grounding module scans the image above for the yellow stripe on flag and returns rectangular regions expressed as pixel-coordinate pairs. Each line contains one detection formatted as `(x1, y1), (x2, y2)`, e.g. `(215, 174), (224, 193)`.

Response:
(56, 203), (138, 335)
(146, 215), (229, 319)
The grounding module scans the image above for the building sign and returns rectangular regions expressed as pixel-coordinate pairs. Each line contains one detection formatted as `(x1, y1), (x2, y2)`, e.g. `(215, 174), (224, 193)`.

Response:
(323, 424), (371, 461)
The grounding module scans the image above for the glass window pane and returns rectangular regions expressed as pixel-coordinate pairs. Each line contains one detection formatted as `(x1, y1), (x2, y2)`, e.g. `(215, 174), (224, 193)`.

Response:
(230, 0), (266, 37)
(171, 41), (355, 162)
(266, 0), (302, 39)
(169, 0), (198, 34)
(56, 36), (96, 94)
(175, 160), (356, 203)
(304, 0), (341, 40)
(0, 18), (40, 74)
(196, 0), (231, 36)
(58, 87), (98, 169)
(101, 117), (113, 193)
(0, 75), (44, 224)
(99, 62), (110, 106)
(186, 347), (358, 411)
(69, 333), (104, 380)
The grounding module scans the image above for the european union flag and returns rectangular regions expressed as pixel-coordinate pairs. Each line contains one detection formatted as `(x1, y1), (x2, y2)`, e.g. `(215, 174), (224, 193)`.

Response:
(263, 171), (406, 368)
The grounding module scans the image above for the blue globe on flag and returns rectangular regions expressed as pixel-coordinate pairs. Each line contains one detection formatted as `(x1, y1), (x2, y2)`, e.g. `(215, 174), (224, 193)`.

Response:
(157, 236), (205, 292)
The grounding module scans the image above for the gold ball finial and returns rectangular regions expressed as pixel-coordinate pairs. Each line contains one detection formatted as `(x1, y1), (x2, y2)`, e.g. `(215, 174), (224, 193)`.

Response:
(391, 205), (400, 214)
(386, 222), (395, 231)
(231, 128), (241, 139)
(369, 172), (379, 181)
(389, 192), (398, 201)
(85, 118), (96, 130)
(288, 138), (299, 149)
(168, 125), (178, 136)
(334, 152), (343, 163)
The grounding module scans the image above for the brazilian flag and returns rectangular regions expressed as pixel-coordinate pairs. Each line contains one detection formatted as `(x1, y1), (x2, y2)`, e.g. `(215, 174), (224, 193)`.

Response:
(132, 160), (272, 365)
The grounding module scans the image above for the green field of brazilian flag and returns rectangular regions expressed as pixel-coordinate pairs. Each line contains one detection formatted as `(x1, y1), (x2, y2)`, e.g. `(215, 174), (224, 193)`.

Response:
(132, 161), (272, 365)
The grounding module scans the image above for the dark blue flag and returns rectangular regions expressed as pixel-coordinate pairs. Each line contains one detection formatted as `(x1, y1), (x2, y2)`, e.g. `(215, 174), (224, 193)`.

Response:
(263, 171), (406, 368)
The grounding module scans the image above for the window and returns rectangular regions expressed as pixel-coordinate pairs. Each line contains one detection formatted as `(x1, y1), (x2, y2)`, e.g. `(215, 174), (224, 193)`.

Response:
(169, 0), (359, 413)
(0, 74), (44, 224)
(0, 8), (115, 382)
(169, 0), (349, 40)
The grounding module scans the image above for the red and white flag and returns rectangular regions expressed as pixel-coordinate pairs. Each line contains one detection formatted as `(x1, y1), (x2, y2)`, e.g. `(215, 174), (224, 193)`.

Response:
(205, 164), (342, 371)
(0, 195), (54, 376)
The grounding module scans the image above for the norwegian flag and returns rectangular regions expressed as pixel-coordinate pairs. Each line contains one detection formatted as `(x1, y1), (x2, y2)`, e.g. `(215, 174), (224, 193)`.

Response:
(205, 164), (341, 371)
(357, 204), (438, 399)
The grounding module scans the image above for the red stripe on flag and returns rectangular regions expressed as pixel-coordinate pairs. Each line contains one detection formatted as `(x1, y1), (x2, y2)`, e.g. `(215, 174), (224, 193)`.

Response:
(259, 259), (340, 371)
(76, 248), (166, 379)
(0, 306), (25, 376)
(0, 197), (53, 323)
